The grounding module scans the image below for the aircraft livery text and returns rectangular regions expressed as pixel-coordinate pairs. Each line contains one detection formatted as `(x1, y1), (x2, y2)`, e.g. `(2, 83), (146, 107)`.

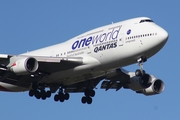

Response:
(71, 26), (122, 50)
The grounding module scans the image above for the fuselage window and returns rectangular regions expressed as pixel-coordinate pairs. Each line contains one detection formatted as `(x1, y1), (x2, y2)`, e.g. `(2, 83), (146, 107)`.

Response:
(125, 32), (158, 40)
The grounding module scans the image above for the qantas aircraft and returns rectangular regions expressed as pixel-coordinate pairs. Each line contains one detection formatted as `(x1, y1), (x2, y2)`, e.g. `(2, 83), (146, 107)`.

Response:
(0, 17), (168, 104)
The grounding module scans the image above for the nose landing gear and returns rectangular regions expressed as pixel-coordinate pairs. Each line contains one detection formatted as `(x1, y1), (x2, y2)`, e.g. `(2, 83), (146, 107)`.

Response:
(135, 57), (147, 77)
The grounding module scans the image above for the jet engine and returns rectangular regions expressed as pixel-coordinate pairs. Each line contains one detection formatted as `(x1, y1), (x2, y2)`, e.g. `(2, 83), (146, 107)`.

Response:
(100, 69), (165, 96)
(102, 69), (152, 91)
(10, 57), (39, 75)
(136, 78), (165, 96)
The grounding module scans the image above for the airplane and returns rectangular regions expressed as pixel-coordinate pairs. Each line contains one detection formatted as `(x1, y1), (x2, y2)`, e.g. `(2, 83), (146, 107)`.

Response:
(0, 17), (168, 104)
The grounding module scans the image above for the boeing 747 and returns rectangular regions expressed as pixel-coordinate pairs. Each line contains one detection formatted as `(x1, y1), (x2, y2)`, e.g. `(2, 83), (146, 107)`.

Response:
(0, 17), (168, 104)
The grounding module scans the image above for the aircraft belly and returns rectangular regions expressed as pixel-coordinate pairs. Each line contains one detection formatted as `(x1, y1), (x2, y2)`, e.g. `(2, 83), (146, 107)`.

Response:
(40, 69), (105, 86)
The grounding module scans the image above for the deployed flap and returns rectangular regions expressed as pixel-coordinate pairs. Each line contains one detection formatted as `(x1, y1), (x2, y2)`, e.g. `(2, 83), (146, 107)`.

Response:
(100, 68), (130, 91)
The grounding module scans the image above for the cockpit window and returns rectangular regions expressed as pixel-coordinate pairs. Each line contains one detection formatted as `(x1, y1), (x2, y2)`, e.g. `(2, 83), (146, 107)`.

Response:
(139, 19), (154, 23)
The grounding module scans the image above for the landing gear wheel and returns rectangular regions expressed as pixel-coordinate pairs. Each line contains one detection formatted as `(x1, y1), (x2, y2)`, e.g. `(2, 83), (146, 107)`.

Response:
(40, 90), (46, 100)
(84, 89), (95, 97)
(64, 93), (70, 100)
(41, 95), (46, 100)
(29, 90), (35, 97)
(84, 90), (90, 96)
(46, 91), (51, 98)
(135, 69), (146, 77)
(59, 97), (64, 102)
(141, 70), (146, 76)
(59, 92), (65, 102)
(86, 97), (92, 104)
(54, 94), (59, 102)
(89, 90), (95, 97)
(35, 91), (41, 99)
(81, 96), (87, 104)
(136, 69), (144, 77)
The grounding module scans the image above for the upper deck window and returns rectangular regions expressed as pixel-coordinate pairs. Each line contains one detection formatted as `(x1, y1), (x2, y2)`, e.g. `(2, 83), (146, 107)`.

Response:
(139, 19), (154, 23)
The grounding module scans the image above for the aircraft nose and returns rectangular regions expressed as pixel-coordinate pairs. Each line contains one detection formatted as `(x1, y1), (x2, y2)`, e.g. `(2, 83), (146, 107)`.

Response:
(160, 28), (169, 43)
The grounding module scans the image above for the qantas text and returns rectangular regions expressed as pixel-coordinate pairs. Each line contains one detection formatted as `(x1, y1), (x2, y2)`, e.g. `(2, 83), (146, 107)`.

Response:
(94, 42), (117, 53)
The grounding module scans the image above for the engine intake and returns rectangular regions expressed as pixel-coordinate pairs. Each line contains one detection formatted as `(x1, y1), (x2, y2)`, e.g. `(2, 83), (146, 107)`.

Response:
(10, 57), (38, 75)
(136, 79), (165, 96)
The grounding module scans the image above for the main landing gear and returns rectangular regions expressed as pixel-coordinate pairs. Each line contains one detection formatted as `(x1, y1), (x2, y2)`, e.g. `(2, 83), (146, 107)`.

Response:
(54, 88), (70, 102)
(29, 83), (51, 100)
(28, 83), (96, 104)
(81, 89), (95, 104)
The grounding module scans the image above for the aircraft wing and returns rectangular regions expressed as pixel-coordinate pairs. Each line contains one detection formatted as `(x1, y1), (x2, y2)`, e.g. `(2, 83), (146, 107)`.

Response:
(0, 54), (83, 89)
(34, 56), (83, 73)
(0, 54), (83, 73)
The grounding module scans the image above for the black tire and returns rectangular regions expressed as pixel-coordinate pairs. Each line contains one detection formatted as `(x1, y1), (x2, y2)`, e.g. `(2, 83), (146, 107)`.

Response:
(81, 96), (87, 104)
(59, 92), (64, 98)
(35, 91), (41, 99)
(46, 91), (51, 98)
(135, 69), (142, 77)
(29, 90), (34, 97)
(89, 90), (95, 97)
(64, 93), (70, 100)
(40, 90), (46, 99)
(141, 70), (146, 76)
(54, 94), (59, 102)
(141, 74), (151, 87)
(87, 97), (92, 104)
(41, 95), (46, 100)
(59, 97), (64, 102)
(59, 92), (64, 102)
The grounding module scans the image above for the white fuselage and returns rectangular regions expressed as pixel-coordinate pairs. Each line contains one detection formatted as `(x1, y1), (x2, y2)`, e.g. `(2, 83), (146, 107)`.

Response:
(20, 17), (168, 86)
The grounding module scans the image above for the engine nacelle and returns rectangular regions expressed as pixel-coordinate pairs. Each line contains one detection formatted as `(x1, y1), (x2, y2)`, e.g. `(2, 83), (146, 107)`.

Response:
(125, 73), (152, 91)
(136, 79), (165, 96)
(10, 57), (39, 75)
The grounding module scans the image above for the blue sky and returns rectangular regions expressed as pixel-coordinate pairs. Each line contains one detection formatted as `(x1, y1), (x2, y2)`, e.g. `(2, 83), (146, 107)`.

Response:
(0, 0), (179, 119)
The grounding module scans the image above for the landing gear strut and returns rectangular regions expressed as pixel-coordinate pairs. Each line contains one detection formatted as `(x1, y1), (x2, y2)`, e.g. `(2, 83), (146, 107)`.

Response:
(135, 57), (147, 77)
